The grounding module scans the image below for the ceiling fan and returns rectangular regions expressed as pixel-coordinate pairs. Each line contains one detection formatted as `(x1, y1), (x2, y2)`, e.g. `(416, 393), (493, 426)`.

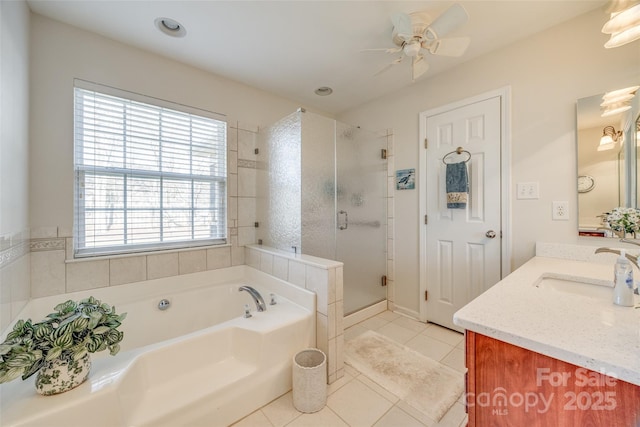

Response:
(365, 4), (471, 81)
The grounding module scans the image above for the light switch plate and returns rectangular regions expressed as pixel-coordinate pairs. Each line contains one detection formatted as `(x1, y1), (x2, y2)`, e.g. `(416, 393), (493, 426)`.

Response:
(517, 182), (539, 199)
(552, 201), (569, 220)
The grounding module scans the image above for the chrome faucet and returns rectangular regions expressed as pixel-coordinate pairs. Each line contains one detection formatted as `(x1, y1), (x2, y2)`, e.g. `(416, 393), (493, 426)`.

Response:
(239, 286), (267, 312)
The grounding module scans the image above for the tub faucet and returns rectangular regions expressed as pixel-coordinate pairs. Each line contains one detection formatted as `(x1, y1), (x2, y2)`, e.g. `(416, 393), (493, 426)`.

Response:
(239, 286), (267, 312)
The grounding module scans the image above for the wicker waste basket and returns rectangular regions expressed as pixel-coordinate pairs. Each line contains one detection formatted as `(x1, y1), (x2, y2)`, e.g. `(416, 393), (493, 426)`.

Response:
(292, 348), (327, 413)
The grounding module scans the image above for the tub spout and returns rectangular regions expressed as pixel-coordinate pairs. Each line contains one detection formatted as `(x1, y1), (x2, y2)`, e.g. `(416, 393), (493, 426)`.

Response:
(239, 286), (267, 312)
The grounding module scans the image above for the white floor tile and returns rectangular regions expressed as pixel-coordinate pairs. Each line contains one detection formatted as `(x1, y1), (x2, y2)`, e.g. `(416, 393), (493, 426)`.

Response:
(327, 370), (354, 395)
(441, 348), (466, 373)
(422, 325), (464, 347)
(357, 375), (400, 404)
(327, 378), (394, 426)
(231, 410), (274, 427)
(435, 402), (466, 427)
(374, 310), (402, 322)
(391, 316), (429, 333)
(261, 392), (301, 427)
(358, 316), (389, 331)
(373, 406), (424, 427)
(344, 324), (368, 342)
(405, 334), (455, 361)
(286, 406), (348, 427)
(376, 322), (420, 344)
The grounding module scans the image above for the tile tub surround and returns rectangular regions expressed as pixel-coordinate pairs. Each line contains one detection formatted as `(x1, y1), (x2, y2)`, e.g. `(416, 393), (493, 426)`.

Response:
(0, 230), (31, 332)
(28, 122), (258, 299)
(453, 255), (640, 387)
(246, 244), (345, 384)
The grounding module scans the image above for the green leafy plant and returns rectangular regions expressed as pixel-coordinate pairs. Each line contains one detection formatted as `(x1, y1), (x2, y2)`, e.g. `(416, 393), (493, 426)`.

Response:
(0, 296), (126, 383)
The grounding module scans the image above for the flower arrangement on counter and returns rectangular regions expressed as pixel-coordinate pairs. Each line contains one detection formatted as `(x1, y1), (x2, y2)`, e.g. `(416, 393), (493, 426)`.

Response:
(604, 207), (640, 237)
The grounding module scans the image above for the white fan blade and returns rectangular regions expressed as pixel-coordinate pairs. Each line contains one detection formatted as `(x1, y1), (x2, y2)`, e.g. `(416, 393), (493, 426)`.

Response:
(412, 56), (429, 81)
(361, 47), (403, 54)
(391, 12), (414, 41)
(429, 37), (470, 57)
(426, 3), (468, 39)
(374, 57), (403, 77)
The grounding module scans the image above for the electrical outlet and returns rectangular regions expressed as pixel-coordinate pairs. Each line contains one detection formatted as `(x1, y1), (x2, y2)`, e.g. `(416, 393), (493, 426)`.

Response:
(552, 201), (569, 220)
(517, 182), (539, 199)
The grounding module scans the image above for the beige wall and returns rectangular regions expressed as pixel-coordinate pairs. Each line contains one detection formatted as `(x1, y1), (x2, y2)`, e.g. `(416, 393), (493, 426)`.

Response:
(0, 0), (31, 332)
(29, 13), (322, 234)
(338, 9), (640, 314)
(27, 14), (333, 300)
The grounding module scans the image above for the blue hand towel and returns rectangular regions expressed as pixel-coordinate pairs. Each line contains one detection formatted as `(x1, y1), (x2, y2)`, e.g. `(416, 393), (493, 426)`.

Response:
(446, 162), (469, 209)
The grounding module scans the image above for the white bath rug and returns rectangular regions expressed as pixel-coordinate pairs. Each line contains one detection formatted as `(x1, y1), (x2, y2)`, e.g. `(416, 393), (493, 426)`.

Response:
(344, 330), (464, 422)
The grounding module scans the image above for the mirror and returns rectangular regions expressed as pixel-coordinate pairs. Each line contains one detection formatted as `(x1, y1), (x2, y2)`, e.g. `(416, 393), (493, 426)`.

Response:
(577, 89), (639, 237)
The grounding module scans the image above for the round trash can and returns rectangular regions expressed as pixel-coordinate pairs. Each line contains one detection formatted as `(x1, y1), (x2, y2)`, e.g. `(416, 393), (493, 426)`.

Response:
(292, 348), (327, 413)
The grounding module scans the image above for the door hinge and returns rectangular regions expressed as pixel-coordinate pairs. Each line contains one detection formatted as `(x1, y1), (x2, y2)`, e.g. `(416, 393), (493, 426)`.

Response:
(424, 215), (428, 225)
(424, 138), (428, 149)
(254, 148), (259, 155)
(381, 149), (387, 159)
(424, 290), (429, 301)
(254, 222), (259, 228)
(381, 275), (387, 287)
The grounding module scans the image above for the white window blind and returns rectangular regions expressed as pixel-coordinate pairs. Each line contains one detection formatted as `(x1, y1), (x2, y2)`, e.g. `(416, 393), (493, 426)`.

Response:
(73, 81), (227, 257)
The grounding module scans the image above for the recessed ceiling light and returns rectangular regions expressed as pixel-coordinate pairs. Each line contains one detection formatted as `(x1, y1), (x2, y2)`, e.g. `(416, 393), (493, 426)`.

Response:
(315, 87), (333, 96)
(155, 17), (186, 38)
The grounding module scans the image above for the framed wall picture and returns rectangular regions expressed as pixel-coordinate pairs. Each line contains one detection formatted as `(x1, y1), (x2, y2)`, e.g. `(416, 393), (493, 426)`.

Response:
(396, 168), (415, 190)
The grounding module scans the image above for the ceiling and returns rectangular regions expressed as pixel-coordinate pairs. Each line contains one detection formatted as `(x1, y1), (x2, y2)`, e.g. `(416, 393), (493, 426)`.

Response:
(27, 0), (608, 115)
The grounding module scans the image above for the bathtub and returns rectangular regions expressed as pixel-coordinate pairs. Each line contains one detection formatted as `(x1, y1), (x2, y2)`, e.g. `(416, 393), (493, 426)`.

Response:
(0, 265), (315, 427)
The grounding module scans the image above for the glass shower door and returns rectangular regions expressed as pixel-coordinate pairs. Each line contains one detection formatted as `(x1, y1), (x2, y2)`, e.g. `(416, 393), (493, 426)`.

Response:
(336, 124), (387, 315)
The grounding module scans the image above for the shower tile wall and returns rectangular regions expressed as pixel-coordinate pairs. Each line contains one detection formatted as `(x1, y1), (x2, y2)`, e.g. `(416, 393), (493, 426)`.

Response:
(27, 122), (258, 298)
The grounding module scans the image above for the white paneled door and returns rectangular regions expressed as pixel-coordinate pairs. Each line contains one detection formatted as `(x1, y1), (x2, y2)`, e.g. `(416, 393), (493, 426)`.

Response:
(421, 95), (503, 332)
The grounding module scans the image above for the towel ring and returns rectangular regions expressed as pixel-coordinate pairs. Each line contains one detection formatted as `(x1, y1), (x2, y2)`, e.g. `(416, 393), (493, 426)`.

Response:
(443, 147), (471, 164)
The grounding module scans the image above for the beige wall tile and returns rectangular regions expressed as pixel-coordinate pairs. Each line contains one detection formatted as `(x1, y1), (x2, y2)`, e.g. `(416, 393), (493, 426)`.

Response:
(179, 250), (207, 275)
(109, 256), (146, 286)
(206, 246), (232, 270)
(31, 250), (66, 297)
(66, 259), (109, 292)
(147, 253), (179, 280)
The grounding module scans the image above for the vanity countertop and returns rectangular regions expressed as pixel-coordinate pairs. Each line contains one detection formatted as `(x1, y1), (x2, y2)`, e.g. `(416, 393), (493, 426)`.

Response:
(453, 256), (640, 387)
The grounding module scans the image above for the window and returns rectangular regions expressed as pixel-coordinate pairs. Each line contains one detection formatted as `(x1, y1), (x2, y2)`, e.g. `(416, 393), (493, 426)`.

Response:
(73, 81), (227, 257)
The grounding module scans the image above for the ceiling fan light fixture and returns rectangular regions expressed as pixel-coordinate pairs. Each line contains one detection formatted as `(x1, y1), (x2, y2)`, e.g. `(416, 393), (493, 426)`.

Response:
(602, 85), (639, 100)
(602, 3), (640, 47)
(155, 17), (186, 38)
(600, 93), (635, 106)
(314, 87), (333, 96)
(403, 41), (422, 57)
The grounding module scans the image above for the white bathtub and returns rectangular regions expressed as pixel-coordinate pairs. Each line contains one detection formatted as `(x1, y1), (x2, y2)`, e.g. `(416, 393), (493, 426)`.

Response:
(0, 265), (315, 427)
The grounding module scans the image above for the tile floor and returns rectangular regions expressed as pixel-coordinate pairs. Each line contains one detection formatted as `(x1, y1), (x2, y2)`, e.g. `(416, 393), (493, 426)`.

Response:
(232, 310), (468, 427)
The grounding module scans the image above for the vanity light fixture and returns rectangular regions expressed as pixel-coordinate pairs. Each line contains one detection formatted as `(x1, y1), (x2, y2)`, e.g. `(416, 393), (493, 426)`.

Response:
(598, 125), (623, 151)
(602, 2), (640, 48)
(154, 17), (187, 38)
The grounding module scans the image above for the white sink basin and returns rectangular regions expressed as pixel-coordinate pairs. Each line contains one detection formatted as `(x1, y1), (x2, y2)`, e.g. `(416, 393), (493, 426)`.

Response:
(533, 273), (613, 300)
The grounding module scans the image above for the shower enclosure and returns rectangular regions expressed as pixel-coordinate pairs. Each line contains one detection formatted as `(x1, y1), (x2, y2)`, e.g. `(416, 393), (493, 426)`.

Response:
(256, 109), (387, 315)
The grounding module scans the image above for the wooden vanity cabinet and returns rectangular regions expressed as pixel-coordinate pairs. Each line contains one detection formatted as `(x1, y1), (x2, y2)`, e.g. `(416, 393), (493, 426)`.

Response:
(464, 331), (640, 426)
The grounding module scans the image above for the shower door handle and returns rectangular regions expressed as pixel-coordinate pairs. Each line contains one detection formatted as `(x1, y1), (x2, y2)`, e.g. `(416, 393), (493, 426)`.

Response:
(338, 210), (348, 230)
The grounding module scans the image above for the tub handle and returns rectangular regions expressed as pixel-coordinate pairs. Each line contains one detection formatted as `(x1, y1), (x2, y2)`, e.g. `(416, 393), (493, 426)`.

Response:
(243, 304), (252, 318)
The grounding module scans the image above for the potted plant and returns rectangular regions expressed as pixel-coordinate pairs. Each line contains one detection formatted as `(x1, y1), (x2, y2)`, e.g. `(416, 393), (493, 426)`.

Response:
(0, 296), (126, 395)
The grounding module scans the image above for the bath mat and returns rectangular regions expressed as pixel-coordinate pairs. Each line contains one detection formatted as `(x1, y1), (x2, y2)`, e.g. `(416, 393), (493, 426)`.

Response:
(345, 330), (464, 422)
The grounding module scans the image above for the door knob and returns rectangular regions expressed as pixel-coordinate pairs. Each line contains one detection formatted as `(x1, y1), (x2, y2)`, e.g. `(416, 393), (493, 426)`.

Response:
(485, 230), (497, 239)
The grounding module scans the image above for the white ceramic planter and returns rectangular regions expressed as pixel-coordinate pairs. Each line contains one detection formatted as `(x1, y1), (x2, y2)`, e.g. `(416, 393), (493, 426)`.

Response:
(35, 353), (91, 396)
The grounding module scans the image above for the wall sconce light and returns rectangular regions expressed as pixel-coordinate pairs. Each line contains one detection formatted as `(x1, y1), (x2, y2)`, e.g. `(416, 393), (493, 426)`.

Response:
(602, 2), (640, 48)
(598, 125), (623, 151)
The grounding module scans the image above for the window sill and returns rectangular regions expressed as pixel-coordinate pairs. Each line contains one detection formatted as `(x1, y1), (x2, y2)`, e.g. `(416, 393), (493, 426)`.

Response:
(65, 243), (232, 264)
